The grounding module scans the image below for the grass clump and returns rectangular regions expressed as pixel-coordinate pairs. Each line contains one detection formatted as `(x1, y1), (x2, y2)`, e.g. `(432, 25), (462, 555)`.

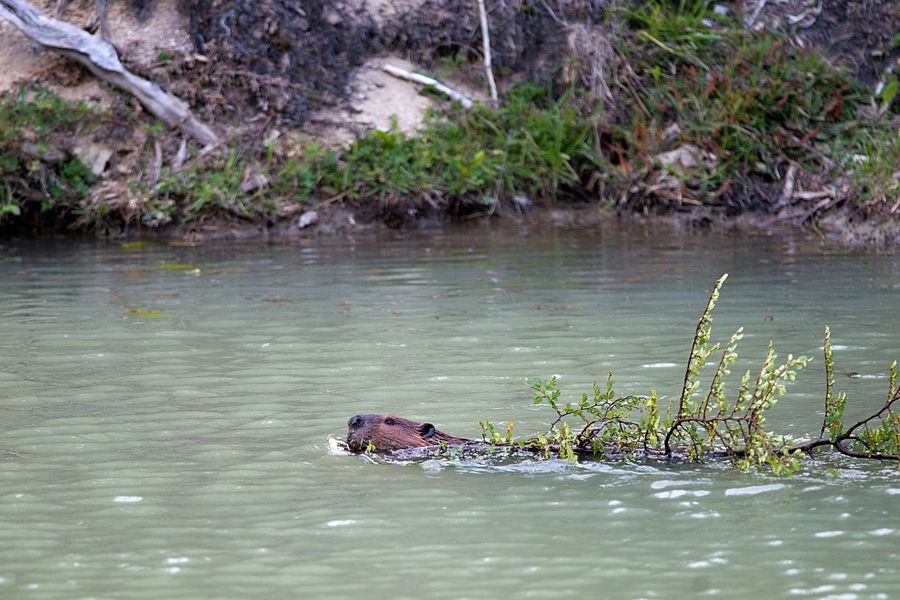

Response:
(847, 129), (900, 213)
(604, 0), (891, 209)
(0, 87), (93, 137)
(283, 84), (599, 208)
(156, 151), (274, 222)
(147, 85), (599, 228)
(0, 88), (97, 226)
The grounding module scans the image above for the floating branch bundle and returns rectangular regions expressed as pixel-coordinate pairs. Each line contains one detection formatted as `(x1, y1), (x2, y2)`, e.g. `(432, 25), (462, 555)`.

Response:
(481, 274), (900, 474)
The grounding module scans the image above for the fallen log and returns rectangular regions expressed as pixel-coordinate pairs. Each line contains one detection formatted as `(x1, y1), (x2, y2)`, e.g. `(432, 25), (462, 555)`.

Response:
(0, 0), (220, 146)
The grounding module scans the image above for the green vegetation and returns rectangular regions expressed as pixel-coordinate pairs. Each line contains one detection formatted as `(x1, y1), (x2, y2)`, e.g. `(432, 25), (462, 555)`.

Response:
(480, 274), (900, 474)
(157, 151), (271, 221)
(849, 128), (900, 211)
(606, 0), (897, 208)
(0, 88), (97, 226)
(140, 85), (595, 227)
(126, 308), (168, 318)
(284, 85), (596, 205)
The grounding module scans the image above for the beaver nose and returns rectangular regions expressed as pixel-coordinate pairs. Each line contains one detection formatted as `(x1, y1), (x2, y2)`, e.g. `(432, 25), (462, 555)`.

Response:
(348, 415), (365, 429)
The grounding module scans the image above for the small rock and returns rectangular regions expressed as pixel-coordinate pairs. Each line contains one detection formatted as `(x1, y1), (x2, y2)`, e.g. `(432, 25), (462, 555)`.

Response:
(662, 123), (682, 142)
(297, 210), (319, 229)
(22, 143), (42, 157)
(41, 148), (68, 164)
(239, 169), (269, 193)
(654, 144), (717, 172)
(73, 143), (114, 175)
(279, 52), (291, 72)
(22, 143), (66, 163)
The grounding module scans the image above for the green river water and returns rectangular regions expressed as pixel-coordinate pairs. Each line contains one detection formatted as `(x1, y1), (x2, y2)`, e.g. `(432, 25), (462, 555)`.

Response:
(1, 222), (898, 599)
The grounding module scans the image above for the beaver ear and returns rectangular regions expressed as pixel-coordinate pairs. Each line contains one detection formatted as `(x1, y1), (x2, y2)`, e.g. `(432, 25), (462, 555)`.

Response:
(419, 423), (436, 438)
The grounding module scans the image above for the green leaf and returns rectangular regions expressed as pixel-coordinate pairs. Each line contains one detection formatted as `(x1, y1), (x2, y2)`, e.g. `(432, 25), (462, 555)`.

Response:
(126, 308), (167, 318)
(879, 79), (898, 112)
(1, 203), (20, 216)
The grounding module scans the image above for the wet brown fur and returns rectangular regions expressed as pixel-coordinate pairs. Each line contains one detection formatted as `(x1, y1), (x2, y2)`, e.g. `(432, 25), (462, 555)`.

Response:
(346, 414), (472, 453)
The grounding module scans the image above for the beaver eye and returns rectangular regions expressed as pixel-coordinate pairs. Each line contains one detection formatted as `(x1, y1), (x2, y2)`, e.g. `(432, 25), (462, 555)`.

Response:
(384, 417), (396, 425)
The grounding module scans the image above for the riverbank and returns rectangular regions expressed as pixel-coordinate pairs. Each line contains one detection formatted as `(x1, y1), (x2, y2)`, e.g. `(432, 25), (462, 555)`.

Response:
(0, 0), (897, 245)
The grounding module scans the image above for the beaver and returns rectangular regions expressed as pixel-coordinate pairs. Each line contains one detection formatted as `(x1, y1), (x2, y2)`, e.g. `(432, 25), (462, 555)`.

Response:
(346, 414), (474, 453)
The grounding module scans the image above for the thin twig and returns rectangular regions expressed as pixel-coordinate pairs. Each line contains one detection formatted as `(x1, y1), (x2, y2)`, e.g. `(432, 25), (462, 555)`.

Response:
(149, 137), (162, 186)
(539, 0), (563, 25)
(381, 64), (474, 109)
(842, 387), (900, 441)
(172, 138), (188, 172)
(745, 0), (767, 28)
(792, 190), (833, 201)
(820, 327), (834, 440)
(787, 0), (823, 28)
(95, 0), (112, 42)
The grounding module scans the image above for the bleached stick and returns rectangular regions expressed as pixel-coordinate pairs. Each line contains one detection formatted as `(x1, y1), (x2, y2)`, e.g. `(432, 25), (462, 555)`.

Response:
(381, 64), (474, 109)
(477, 0), (498, 104)
(778, 163), (798, 208)
(745, 0), (766, 28)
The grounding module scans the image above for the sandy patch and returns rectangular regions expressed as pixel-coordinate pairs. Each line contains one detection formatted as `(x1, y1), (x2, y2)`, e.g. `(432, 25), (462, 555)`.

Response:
(310, 55), (485, 144)
(0, 11), (46, 92)
(366, 0), (429, 24)
(104, 0), (192, 64)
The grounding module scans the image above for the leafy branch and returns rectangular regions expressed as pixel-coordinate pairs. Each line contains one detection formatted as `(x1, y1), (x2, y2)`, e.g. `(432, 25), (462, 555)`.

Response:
(482, 274), (900, 473)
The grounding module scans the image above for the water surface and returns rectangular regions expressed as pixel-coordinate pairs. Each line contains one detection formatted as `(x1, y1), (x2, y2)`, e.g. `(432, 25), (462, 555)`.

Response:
(1, 222), (899, 599)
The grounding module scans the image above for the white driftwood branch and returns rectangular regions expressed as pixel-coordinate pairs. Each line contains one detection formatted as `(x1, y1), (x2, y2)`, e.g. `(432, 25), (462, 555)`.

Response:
(777, 162), (798, 208)
(792, 190), (834, 201)
(381, 64), (474, 109)
(745, 0), (767, 28)
(476, 0), (498, 104)
(0, 0), (220, 146)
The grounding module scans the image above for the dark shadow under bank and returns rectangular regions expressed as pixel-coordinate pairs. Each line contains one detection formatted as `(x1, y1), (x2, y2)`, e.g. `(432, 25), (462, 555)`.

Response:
(62, 206), (900, 252)
(2, 205), (873, 251)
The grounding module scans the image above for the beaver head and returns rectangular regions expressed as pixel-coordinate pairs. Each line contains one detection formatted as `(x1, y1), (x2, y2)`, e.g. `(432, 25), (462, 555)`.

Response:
(345, 414), (471, 452)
